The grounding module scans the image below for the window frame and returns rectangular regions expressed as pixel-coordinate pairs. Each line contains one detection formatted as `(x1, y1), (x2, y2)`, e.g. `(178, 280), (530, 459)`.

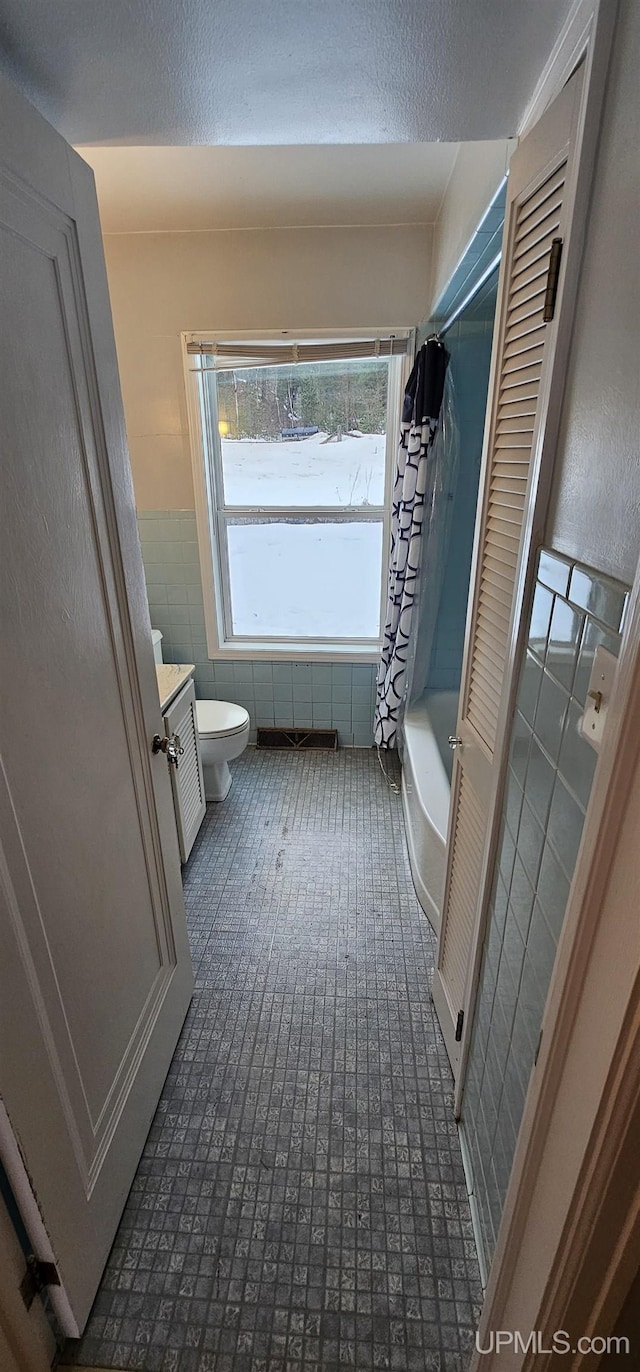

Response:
(182, 331), (411, 661)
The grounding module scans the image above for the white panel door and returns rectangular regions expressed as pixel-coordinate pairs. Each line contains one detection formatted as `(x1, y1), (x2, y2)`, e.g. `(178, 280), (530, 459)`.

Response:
(432, 68), (584, 1075)
(0, 74), (193, 1331)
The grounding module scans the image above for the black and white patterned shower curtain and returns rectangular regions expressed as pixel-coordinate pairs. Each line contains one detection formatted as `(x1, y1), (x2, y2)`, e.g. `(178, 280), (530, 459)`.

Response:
(374, 339), (449, 748)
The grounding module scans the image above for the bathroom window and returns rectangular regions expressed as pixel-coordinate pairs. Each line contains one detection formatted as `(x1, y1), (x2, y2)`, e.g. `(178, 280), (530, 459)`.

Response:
(185, 335), (408, 659)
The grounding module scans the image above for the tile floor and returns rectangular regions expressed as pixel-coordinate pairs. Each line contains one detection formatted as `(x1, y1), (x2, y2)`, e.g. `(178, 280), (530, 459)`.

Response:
(64, 749), (481, 1371)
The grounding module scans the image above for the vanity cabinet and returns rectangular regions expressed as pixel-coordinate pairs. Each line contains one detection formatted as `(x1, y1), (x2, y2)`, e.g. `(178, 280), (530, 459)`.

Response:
(162, 677), (205, 862)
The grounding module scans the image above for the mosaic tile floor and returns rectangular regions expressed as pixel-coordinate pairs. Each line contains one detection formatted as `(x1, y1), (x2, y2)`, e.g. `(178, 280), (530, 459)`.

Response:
(64, 749), (481, 1371)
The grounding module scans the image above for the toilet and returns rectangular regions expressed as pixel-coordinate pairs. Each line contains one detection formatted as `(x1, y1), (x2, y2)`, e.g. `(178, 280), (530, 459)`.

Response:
(196, 699), (251, 801)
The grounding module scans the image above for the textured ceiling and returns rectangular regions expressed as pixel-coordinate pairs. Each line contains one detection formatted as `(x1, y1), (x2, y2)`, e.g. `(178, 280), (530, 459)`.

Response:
(79, 144), (462, 232)
(0, 0), (573, 145)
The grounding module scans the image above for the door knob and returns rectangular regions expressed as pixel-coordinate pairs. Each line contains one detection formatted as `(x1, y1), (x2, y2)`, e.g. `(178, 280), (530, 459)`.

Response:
(448, 735), (463, 750)
(152, 733), (184, 767)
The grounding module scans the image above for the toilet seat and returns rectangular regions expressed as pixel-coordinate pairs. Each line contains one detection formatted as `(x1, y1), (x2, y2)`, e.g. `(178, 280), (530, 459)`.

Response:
(196, 699), (250, 739)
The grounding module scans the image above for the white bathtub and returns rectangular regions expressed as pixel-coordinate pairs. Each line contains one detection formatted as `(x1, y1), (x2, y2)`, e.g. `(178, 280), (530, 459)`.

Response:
(401, 690), (459, 935)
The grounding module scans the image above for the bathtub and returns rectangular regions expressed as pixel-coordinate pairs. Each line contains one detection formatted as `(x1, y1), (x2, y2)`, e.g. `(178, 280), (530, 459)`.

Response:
(401, 690), (459, 935)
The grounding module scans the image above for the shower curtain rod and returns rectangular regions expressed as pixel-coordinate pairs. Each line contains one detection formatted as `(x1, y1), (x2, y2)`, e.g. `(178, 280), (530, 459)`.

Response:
(435, 250), (502, 339)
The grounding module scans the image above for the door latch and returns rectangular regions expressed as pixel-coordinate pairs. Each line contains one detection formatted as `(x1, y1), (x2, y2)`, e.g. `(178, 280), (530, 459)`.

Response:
(580, 646), (617, 752)
(20, 1255), (60, 1311)
(152, 732), (184, 767)
(543, 237), (563, 321)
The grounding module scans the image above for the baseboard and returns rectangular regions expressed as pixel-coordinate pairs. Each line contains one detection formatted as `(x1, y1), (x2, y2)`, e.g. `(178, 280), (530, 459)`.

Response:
(458, 1119), (490, 1290)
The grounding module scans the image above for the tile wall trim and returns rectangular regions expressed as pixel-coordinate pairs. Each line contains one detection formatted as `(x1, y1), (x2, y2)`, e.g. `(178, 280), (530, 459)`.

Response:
(418, 178), (507, 339)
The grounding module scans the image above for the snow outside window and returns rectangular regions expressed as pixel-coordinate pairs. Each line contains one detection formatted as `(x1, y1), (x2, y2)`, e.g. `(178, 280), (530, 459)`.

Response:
(189, 349), (402, 659)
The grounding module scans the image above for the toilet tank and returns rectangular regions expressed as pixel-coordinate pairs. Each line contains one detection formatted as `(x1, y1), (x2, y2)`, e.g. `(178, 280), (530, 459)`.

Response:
(151, 629), (163, 664)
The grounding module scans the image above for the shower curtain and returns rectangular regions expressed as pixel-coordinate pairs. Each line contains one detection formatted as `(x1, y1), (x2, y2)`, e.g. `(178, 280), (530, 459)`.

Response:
(374, 339), (449, 749)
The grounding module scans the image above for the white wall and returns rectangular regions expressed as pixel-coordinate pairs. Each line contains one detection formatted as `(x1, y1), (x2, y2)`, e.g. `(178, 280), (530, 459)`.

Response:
(547, 0), (640, 585)
(102, 224), (433, 509)
(429, 139), (513, 313)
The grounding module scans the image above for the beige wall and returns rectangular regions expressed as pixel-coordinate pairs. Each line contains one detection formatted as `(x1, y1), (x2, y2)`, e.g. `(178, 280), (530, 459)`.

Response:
(429, 139), (513, 313)
(103, 224), (433, 509)
(547, 0), (640, 585)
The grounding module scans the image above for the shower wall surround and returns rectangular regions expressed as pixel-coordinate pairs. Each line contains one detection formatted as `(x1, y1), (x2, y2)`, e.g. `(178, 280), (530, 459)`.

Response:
(138, 510), (377, 745)
(411, 178), (506, 702)
(460, 548), (628, 1273)
(429, 180), (506, 333)
(428, 282), (497, 692)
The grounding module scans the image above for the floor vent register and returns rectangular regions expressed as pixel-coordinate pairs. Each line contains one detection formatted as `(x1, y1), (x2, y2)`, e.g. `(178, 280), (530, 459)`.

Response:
(256, 727), (339, 750)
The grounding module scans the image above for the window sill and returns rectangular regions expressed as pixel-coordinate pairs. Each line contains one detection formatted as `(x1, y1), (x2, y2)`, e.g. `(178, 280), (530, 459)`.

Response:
(208, 639), (381, 663)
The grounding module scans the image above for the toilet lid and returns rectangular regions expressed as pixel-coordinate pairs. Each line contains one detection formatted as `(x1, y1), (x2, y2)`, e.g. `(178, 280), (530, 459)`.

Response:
(196, 699), (250, 739)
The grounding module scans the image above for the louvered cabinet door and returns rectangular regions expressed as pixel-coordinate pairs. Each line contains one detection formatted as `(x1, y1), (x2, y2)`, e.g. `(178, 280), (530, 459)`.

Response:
(164, 678), (206, 862)
(467, 162), (567, 753)
(432, 67), (584, 1076)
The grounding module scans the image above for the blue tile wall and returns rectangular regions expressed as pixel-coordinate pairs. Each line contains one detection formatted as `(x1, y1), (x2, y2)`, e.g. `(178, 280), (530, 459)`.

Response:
(428, 275), (498, 692)
(460, 548), (628, 1270)
(138, 510), (378, 747)
(412, 182), (505, 699)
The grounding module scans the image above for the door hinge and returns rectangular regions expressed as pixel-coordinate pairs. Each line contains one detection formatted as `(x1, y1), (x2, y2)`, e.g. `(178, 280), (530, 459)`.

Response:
(543, 237), (563, 321)
(455, 1010), (464, 1042)
(20, 1254), (60, 1311)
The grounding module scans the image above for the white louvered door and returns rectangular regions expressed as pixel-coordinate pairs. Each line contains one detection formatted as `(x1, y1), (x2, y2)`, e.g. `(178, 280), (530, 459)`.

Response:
(432, 67), (584, 1075)
(164, 679), (206, 862)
